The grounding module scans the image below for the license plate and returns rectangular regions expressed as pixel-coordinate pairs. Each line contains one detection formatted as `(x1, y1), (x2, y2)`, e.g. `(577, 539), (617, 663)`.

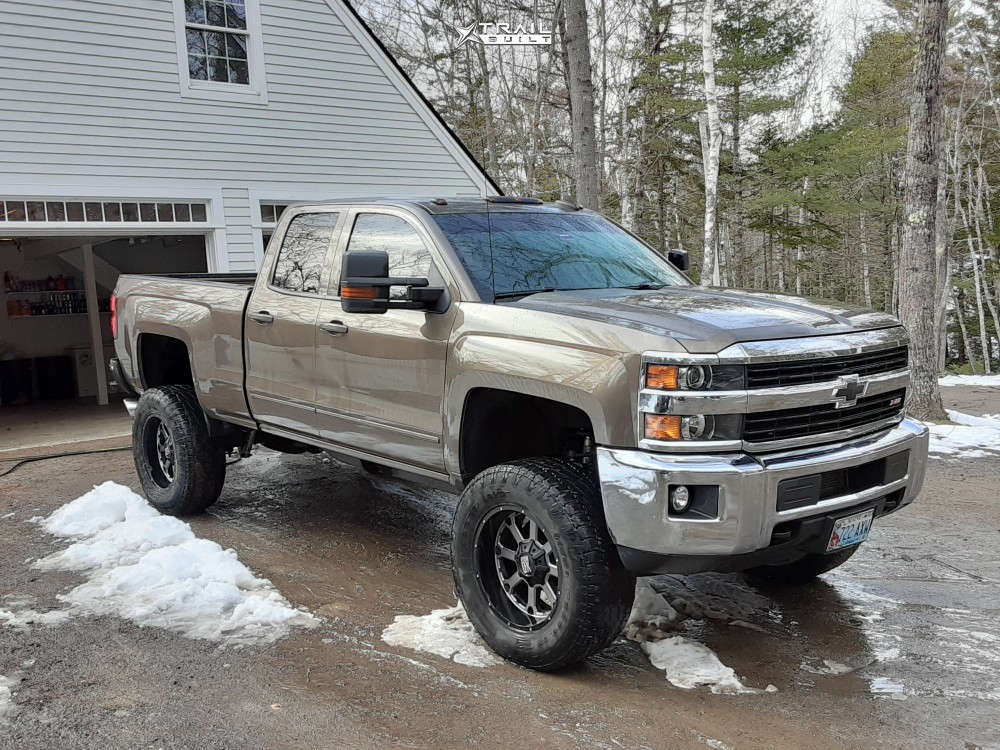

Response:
(826, 509), (874, 552)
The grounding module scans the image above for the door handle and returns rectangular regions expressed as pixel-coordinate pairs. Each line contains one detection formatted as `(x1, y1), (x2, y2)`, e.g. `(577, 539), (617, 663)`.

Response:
(249, 310), (274, 324)
(319, 320), (349, 335)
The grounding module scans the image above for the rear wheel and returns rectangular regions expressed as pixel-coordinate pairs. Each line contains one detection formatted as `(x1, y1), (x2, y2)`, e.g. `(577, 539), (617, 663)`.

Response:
(132, 385), (226, 516)
(745, 546), (859, 585)
(452, 458), (635, 670)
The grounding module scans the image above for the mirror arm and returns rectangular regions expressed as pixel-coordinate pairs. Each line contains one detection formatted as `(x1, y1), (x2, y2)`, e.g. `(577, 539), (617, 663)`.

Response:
(343, 276), (428, 288)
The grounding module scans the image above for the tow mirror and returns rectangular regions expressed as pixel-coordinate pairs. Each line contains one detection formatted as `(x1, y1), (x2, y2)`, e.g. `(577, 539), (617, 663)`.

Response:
(668, 248), (689, 272)
(340, 250), (447, 314)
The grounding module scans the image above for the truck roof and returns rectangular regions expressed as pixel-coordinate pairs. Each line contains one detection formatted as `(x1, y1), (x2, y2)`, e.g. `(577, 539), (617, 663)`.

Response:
(286, 197), (587, 215)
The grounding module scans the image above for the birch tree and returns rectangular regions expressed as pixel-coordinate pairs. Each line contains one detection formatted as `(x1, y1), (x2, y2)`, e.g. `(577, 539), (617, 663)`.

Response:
(700, 0), (723, 285)
(898, 0), (949, 420)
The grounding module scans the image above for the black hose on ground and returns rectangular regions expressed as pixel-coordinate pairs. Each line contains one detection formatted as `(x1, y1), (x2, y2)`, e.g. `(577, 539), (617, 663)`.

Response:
(0, 446), (132, 478)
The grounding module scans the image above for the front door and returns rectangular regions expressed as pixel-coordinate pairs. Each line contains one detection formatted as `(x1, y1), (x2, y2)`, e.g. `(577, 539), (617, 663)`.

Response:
(313, 210), (454, 471)
(245, 209), (343, 435)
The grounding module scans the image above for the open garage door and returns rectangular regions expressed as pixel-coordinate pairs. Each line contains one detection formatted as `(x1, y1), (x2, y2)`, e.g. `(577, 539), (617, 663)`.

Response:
(1, 234), (208, 409)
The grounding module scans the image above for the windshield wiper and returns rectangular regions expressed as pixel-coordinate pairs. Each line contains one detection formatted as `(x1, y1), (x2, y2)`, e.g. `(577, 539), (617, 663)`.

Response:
(493, 288), (557, 300)
(620, 283), (665, 290)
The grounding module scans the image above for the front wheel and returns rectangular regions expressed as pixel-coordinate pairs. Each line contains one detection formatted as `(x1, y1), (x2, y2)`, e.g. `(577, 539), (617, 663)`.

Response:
(745, 546), (860, 585)
(451, 458), (635, 671)
(132, 385), (226, 516)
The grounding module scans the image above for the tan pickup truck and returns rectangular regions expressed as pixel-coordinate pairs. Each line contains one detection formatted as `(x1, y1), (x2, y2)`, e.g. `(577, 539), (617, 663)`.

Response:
(111, 197), (929, 669)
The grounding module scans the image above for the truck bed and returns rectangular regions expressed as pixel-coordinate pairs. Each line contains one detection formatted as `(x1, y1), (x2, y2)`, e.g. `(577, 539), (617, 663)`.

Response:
(113, 273), (256, 426)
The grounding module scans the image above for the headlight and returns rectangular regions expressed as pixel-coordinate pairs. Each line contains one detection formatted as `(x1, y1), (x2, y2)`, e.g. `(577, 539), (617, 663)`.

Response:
(644, 363), (745, 391)
(643, 413), (742, 441)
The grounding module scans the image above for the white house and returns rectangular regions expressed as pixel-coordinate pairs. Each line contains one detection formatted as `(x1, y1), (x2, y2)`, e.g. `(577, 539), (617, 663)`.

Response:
(0, 0), (495, 407)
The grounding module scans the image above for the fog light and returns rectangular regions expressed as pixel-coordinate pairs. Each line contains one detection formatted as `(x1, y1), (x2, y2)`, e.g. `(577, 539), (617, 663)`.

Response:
(670, 485), (691, 512)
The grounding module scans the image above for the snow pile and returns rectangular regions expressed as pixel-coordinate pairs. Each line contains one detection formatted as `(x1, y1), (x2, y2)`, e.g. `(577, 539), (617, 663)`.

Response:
(381, 605), (503, 667)
(22, 481), (318, 644)
(926, 410), (1000, 458)
(939, 374), (1000, 388)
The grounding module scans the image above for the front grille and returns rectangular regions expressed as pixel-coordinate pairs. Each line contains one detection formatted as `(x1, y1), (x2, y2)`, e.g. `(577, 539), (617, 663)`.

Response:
(746, 346), (908, 388)
(743, 389), (906, 444)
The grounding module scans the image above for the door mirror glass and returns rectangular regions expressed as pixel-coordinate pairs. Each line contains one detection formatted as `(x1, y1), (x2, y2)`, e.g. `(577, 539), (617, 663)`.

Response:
(340, 250), (390, 314)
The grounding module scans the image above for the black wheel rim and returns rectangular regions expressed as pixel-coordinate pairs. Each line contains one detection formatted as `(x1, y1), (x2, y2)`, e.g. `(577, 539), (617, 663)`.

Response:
(144, 417), (175, 487)
(475, 506), (560, 631)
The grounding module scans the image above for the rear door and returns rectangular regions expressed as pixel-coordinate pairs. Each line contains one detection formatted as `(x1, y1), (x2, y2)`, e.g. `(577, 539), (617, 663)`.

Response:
(244, 208), (344, 435)
(313, 208), (456, 471)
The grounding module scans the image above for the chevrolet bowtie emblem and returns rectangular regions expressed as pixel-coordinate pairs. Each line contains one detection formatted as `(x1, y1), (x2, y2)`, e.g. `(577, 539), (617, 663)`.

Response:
(831, 374), (867, 409)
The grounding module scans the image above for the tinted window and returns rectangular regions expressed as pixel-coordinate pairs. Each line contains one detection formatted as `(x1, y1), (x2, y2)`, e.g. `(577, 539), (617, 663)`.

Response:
(347, 213), (438, 299)
(271, 212), (338, 294)
(433, 212), (689, 300)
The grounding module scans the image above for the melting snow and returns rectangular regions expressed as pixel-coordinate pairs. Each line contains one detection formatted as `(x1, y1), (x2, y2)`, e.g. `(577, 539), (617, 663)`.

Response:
(3, 481), (318, 645)
(625, 579), (777, 694)
(640, 636), (758, 694)
(869, 676), (907, 699)
(0, 607), (72, 630)
(801, 658), (854, 675)
(938, 374), (1000, 387)
(926, 410), (1000, 458)
(381, 604), (503, 667)
(0, 674), (16, 723)
(382, 579), (775, 695)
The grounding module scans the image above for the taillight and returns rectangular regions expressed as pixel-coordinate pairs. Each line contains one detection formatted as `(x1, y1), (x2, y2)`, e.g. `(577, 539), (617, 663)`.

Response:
(110, 294), (117, 338)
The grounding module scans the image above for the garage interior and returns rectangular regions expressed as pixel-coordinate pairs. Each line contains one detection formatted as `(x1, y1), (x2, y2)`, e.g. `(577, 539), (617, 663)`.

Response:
(0, 234), (207, 455)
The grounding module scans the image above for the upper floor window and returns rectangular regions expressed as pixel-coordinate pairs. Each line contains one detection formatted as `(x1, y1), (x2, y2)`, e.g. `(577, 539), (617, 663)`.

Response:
(172, 0), (267, 103)
(271, 213), (339, 294)
(185, 0), (249, 84)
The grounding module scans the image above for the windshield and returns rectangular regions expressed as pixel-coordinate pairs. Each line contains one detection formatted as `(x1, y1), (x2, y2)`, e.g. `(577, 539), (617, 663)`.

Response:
(432, 212), (690, 301)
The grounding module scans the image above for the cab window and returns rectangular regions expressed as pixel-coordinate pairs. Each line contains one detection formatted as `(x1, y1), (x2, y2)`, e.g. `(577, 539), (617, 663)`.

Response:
(271, 212), (339, 294)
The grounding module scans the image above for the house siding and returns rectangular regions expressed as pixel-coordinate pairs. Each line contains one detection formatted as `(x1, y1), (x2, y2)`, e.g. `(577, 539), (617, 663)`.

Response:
(0, 0), (488, 270)
(222, 188), (257, 272)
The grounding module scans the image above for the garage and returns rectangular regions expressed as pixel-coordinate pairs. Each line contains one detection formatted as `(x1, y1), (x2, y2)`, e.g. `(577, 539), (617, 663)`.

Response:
(1, 206), (212, 411)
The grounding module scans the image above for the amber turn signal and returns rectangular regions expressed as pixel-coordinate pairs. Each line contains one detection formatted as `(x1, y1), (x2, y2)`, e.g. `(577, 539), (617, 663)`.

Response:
(341, 285), (377, 299)
(644, 414), (681, 440)
(646, 364), (678, 390)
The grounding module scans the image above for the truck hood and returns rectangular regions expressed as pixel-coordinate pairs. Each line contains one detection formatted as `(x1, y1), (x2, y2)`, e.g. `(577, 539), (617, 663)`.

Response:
(511, 286), (901, 353)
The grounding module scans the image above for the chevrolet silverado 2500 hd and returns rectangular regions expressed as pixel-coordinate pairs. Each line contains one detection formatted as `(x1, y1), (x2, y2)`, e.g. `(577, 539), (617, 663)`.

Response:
(111, 197), (929, 670)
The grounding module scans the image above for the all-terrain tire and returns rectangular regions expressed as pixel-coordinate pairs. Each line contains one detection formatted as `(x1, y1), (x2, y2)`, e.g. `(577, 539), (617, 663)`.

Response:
(745, 546), (859, 585)
(132, 385), (226, 516)
(452, 458), (635, 671)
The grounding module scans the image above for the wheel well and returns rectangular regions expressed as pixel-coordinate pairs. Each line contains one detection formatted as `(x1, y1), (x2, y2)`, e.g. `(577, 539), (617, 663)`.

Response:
(138, 334), (193, 389)
(459, 388), (595, 482)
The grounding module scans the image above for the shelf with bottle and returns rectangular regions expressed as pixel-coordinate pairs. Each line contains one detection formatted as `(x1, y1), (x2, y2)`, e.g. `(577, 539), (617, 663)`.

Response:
(6, 294), (111, 318)
(3, 271), (81, 294)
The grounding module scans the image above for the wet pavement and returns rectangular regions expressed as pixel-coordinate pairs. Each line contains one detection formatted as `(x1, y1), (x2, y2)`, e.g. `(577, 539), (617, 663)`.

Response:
(1, 395), (999, 748)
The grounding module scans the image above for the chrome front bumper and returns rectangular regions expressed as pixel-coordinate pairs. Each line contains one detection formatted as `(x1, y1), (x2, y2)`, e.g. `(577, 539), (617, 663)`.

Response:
(597, 419), (929, 565)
